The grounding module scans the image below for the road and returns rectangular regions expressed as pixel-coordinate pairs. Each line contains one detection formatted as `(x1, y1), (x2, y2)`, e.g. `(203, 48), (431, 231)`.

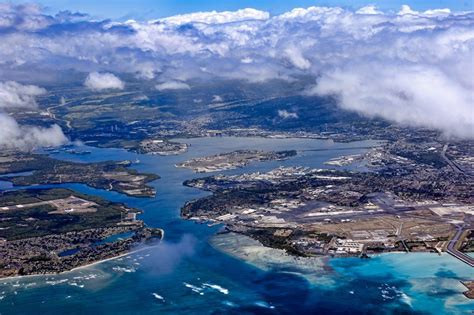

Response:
(441, 143), (465, 175)
(0, 200), (51, 212)
(290, 193), (447, 225)
(46, 100), (73, 129)
(446, 227), (474, 267)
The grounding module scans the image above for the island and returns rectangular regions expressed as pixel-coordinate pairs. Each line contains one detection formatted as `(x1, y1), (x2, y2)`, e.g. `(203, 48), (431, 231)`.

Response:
(138, 139), (188, 155)
(0, 151), (159, 197)
(176, 149), (297, 173)
(0, 188), (163, 278)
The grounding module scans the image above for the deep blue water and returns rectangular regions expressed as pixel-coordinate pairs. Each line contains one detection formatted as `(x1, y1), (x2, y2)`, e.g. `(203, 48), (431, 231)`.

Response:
(58, 248), (81, 257)
(0, 137), (472, 315)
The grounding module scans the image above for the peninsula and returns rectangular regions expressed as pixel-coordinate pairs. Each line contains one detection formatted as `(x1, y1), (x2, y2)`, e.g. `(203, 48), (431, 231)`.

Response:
(0, 151), (159, 197)
(176, 149), (297, 173)
(0, 188), (163, 278)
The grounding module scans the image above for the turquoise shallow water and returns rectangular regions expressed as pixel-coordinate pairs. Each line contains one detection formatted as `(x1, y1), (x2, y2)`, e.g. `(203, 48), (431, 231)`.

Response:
(0, 137), (472, 315)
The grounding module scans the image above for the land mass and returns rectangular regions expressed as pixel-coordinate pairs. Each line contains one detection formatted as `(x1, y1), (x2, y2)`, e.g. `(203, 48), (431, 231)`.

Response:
(181, 138), (473, 260)
(137, 139), (188, 155)
(0, 188), (163, 278)
(0, 151), (159, 197)
(462, 281), (474, 299)
(176, 149), (297, 173)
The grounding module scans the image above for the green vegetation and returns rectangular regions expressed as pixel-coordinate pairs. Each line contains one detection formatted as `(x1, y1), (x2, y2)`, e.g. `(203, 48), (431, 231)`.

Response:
(0, 189), (127, 240)
(0, 153), (159, 197)
(390, 149), (447, 168)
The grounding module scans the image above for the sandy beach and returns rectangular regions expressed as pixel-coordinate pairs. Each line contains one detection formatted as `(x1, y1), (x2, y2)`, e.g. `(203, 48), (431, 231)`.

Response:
(0, 240), (163, 283)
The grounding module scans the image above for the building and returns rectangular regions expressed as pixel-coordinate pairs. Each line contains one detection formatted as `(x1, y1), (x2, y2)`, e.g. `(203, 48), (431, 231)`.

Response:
(335, 239), (364, 254)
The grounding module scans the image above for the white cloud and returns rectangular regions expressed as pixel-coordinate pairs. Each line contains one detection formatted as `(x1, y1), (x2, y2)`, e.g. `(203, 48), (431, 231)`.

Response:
(278, 109), (298, 119)
(212, 95), (223, 103)
(309, 63), (474, 138)
(0, 5), (472, 138)
(158, 8), (269, 25)
(0, 81), (68, 150)
(284, 47), (311, 70)
(0, 81), (46, 109)
(84, 72), (124, 91)
(133, 95), (149, 101)
(356, 6), (383, 15)
(0, 114), (67, 150)
(398, 5), (451, 16)
(155, 81), (191, 91)
(0, 3), (52, 31)
(398, 5), (417, 15)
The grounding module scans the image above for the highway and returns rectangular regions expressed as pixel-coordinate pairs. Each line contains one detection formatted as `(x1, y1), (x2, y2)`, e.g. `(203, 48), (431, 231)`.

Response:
(446, 227), (474, 267)
(441, 144), (465, 175)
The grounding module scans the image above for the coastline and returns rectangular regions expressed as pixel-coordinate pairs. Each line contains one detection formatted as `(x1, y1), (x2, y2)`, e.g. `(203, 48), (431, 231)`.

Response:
(209, 231), (411, 266)
(209, 232), (473, 281)
(72, 228), (164, 272)
(0, 232), (164, 282)
(0, 136), (472, 314)
(209, 232), (334, 284)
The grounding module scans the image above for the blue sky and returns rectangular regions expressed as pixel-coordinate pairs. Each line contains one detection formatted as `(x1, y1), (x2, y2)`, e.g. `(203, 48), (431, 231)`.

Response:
(33, 0), (473, 20)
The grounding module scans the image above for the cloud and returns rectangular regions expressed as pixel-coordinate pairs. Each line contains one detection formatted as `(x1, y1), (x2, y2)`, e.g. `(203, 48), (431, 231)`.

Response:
(0, 81), (46, 109)
(356, 6), (383, 15)
(284, 47), (311, 70)
(0, 81), (67, 150)
(133, 95), (149, 101)
(0, 114), (67, 150)
(84, 72), (124, 91)
(141, 234), (196, 275)
(211, 95), (223, 103)
(278, 109), (298, 119)
(155, 81), (190, 91)
(157, 8), (269, 25)
(0, 3), (52, 31)
(309, 63), (473, 138)
(0, 4), (472, 138)
(397, 5), (451, 16)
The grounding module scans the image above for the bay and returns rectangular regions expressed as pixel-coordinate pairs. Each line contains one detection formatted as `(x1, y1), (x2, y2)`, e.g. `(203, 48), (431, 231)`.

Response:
(0, 137), (471, 315)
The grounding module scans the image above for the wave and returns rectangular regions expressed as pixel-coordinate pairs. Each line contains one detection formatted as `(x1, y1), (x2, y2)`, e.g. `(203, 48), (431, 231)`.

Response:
(202, 283), (229, 295)
(183, 281), (229, 296)
(112, 266), (136, 273)
(222, 300), (237, 307)
(45, 279), (69, 285)
(400, 292), (413, 307)
(152, 293), (165, 301)
(254, 301), (275, 309)
(183, 282), (204, 295)
(73, 273), (98, 281)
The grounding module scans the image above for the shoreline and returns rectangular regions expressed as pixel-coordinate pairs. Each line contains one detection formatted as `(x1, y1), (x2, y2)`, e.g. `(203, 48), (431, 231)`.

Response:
(0, 237), (163, 282)
(210, 231), (464, 266)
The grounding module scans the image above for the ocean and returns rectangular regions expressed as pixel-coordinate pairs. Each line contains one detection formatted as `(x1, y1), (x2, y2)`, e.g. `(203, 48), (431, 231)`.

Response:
(0, 137), (472, 315)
